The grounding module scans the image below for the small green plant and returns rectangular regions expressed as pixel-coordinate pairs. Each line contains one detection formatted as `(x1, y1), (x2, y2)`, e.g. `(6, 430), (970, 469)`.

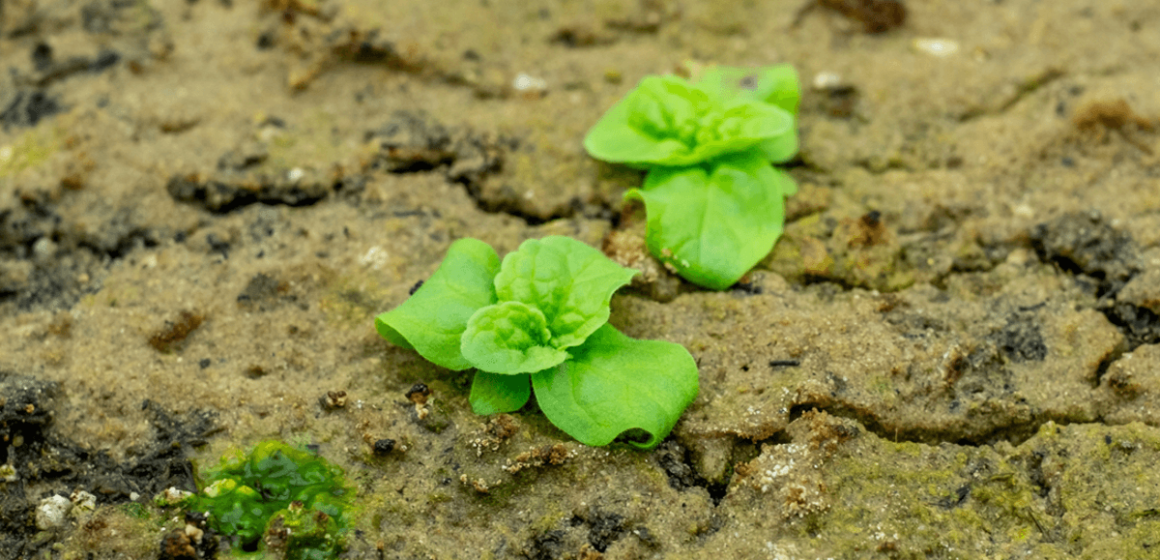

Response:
(584, 64), (801, 290)
(186, 441), (355, 559)
(375, 236), (698, 449)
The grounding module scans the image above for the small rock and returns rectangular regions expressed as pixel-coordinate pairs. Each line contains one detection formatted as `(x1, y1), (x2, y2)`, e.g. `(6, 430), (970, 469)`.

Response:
(1118, 270), (1160, 314)
(373, 439), (396, 456)
(36, 494), (73, 530)
(812, 72), (843, 91)
(912, 38), (959, 57)
(70, 490), (97, 514)
(512, 72), (547, 96)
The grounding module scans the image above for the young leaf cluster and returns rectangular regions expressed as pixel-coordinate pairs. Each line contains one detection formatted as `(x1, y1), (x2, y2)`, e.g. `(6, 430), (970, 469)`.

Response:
(584, 65), (802, 290)
(375, 236), (699, 449)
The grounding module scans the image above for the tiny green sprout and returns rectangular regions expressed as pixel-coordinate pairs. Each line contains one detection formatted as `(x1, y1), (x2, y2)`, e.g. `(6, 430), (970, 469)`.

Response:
(376, 236), (699, 449)
(185, 441), (355, 559)
(584, 64), (802, 290)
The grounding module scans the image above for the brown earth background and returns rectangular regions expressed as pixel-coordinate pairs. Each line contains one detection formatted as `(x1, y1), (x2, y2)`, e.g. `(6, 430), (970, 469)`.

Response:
(3, 0), (1160, 558)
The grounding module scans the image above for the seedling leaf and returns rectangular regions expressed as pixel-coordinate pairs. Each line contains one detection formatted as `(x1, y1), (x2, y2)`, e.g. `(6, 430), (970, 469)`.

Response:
(626, 151), (791, 290)
(494, 236), (638, 350)
(462, 302), (569, 374)
(584, 75), (793, 168)
(374, 238), (499, 370)
(583, 76), (702, 168)
(530, 324), (698, 449)
(470, 371), (532, 415)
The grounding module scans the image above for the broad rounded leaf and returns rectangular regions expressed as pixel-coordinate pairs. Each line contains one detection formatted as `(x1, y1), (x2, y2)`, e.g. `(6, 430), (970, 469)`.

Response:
(374, 238), (499, 370)
(759, 131), (799, 164)
(530, 324), (699, 449)
(462, 302), (569, 374)
(470, 371), (531, 415)
(584, 75), (712, 167)
(627, 151), (790, 290)
(494, 236), (638, 350)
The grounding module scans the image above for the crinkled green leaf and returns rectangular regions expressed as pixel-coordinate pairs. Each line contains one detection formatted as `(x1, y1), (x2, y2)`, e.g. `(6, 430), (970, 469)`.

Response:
(691, 99), (794, 163)
(461, 302), (569, 374)
(696, 65), (801, 163)
(494, 236), (637, 350)
(583, 75), (708, 168)
(469, 371), (531, 415)
(584, 75), (791, 168)
(627, 151), (790, 290)
(530, 324), (698, 449)
(374, 238), (499, 370)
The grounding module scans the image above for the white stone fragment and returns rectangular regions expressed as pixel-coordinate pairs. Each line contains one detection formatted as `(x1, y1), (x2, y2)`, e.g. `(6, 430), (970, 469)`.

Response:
(812, 72), (843, 90)
(359, 246), (389, 270)
(512, 73), (547, 92)
(912, 38), (960, 57)
(36, 495), (73, 530)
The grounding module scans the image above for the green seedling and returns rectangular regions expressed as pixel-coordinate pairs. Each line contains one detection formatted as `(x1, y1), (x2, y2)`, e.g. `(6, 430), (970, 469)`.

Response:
(376, 236), (699, 449)
(584, 64), (801, 290)
(186, 441), (355, 559)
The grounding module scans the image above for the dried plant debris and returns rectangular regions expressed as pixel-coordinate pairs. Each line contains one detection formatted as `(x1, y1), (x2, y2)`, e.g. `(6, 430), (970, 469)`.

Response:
(794, 0), (907, 34)
(503, 443), (571, 475)
(148, 311), (205, 353)
(1072, 98), (1156, 154)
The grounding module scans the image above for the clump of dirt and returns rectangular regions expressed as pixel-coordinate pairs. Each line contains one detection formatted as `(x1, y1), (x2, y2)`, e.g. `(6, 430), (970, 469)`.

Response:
(1072, 98), (1155, 154)
(148, 310), (205, 353)
(1031, 211), (1140, 293)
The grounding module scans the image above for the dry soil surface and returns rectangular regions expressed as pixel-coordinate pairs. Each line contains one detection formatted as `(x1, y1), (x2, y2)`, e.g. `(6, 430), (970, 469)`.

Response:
(3, 0), (1160, 559)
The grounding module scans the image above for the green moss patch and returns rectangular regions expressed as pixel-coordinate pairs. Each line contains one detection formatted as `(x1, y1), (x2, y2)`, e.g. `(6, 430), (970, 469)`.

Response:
(187, 441), (356, 559)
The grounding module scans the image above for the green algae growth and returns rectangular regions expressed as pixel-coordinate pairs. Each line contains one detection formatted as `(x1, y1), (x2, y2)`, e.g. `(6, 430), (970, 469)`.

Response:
(188, 441), (356, 559)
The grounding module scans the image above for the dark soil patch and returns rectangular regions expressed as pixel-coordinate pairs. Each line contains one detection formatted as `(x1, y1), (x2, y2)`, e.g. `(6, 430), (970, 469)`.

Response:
(0, 372), (217, 559)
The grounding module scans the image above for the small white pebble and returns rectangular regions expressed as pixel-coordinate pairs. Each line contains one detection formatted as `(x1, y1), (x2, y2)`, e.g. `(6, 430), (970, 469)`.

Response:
(512, 73), (547, 92)
(812, 72), (843, 90)
(32, 237), (56, 262)
(912, 38), (960, 57)
(287, 167), (305, 183)
(359, 246), (389, 270)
